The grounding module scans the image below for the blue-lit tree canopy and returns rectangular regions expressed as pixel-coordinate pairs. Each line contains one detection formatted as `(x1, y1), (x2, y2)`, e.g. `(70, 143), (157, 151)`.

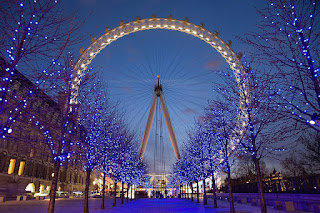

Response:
(245, 0), (320, 131)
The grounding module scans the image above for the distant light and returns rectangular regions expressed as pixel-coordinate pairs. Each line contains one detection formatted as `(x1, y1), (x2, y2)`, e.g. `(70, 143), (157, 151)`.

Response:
(310, 113), (318, 125)
(7, 128), (12, 134)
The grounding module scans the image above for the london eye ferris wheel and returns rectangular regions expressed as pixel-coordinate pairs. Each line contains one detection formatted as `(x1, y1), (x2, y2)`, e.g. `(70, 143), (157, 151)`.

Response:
(72, 17), (247, 174)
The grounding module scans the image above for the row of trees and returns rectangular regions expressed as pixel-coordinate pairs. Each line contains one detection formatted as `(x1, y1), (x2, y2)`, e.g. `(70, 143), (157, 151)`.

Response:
(173, 57), (290, 213)
(0, 1), (84, 213)
(0, 1), (147, 213)
(173, 1), (319, 213)
(78, 78), (146, 213)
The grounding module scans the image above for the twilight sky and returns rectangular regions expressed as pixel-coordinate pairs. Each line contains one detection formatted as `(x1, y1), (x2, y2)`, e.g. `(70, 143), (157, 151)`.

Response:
(61, 0), (267, 174)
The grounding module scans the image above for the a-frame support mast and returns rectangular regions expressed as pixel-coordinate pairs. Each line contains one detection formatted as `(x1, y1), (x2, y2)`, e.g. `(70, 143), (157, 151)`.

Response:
(139, 75), (180, 160)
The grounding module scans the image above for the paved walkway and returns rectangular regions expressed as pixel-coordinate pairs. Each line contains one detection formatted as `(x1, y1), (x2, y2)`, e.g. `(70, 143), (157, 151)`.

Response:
(92, 198), (211, 213)
(0, 197), (310, 213)
(94, 198), (309, 213)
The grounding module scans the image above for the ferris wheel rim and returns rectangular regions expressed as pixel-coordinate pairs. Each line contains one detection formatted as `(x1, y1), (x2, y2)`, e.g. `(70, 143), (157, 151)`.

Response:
(72, 15), (250, 152)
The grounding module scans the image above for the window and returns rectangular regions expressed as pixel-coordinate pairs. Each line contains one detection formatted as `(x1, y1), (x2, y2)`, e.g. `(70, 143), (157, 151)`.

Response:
(26, 161), (34, 177)
(41, 165), (47, 179)
(18, 161), (25, 176)
(8, 158), (16, 174)
(0, 152), (7, 172)
(34, 163), (40, 178)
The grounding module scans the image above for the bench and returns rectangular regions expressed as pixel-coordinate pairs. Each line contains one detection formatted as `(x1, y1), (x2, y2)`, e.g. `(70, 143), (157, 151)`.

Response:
(16, 195), (23, 201)
(36, 196), (45, 200)
(239, 197), (247, 204)
(16, 195), (32, 201)
(273, 201), (283, 210)
(283, 201), (295, 212)
(251, 198), (261, 206)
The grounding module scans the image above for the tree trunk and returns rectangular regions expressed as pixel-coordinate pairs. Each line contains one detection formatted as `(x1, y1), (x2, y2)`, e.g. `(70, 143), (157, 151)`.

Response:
(101, 172), (106, 209)
(186, 184), (190, 200)
(253, 157), (267, 213)
(227, 166), (235, 213)
(203, 179), (207, 205)
(190, 182), (193, 202)
(121, 182), (124, 204)
(84, 168), (92, 213)
(126, 184), (129, 202)
(212, 174), (217, 208)
(47, 159), (60, 213)
(196, 181), (199, 203)
(130, 184), (133, 201)
(113, 180), (117, 206)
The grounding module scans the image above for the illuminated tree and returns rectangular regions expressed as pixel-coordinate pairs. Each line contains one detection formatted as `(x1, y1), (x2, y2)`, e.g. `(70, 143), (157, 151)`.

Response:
(134, 160), (148, 200)
(117, 132), (138, 204)
(120, 138), (147, 203)
(204, 102), (241, 213)
(167, 166), (179, 198)
(78, 78), (111, 213)
(0, 0), (83, 139)
(99, 114), (130, 206)
(98, 115), (146, 207)
(245, 0), (320, 131)
(99, 110), (118, 209)
(174, 153), (196, 201)
(103, 118), (125, 207)
(211, 63), (294, 213)
(196, 120), (221, 208)
(0, 3), (85, 211)
(99, 111), (117, 209)
(188, 128), (209, 205)
(23, 55), (89, 213)
(175, 129), (211, 204)
(130, 160), (147, 200)
(123, 150), (147, 202)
